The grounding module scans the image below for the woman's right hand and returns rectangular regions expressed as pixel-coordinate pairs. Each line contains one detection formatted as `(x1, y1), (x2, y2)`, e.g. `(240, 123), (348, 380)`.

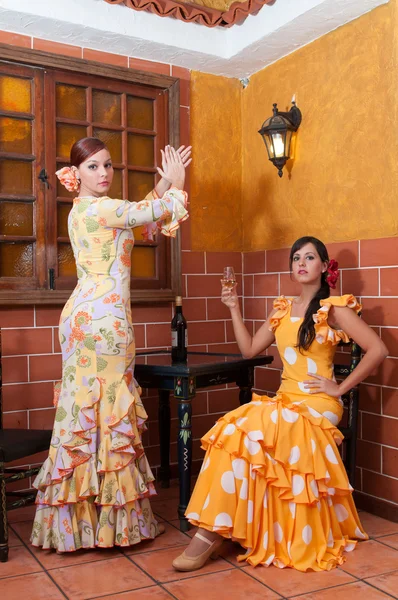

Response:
(221, 283), (239, 310)
(157, 146), (186, 189)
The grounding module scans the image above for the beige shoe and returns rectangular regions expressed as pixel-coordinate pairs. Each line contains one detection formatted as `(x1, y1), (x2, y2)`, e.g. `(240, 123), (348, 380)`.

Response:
(172, 532), (223, 572)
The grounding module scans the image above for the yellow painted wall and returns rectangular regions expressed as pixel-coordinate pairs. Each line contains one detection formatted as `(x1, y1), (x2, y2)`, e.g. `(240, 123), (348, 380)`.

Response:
(191, 0), (398, 251)
(190, 72), (243, 251)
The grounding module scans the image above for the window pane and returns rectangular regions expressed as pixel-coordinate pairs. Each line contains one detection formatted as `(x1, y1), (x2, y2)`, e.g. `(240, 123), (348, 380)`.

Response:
(0, 242), (33, 277)
(56, 84), (86, 121)
(0, 160), (32, 195)
(93, 90), (121, 126)
(128, 171), (154, 203)
(56, 162), (76, 198)
(108, 169), (123, 199)
(57, 203), (72, 238)
(0, 75), (31, 114)
(127, 96), (154, 130)
(58, 243), (76, 277)
(0, 117), (32, 154)
(127, 134), (154, 167)
(0, 201), (33, 236)
(93, 128), (122, 163)
(131, 246), (156, 278)
(56, 124), (87, 159)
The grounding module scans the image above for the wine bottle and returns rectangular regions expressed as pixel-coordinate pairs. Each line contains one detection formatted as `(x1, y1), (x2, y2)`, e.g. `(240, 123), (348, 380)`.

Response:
(171, 296), (188, 362)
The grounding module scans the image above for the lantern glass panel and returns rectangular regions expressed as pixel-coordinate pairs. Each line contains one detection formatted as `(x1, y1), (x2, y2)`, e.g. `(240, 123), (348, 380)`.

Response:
(271, 132), (286, 158)
(285, 130), (293, 158)
(262, 133), (274, 159)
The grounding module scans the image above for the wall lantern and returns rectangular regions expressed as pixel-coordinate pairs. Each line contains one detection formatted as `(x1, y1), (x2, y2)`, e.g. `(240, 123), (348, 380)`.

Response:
(258, 100), (302, 177)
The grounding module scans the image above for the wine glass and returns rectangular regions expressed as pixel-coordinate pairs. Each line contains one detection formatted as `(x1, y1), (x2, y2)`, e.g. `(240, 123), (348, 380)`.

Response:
(221, 266), (236, 290)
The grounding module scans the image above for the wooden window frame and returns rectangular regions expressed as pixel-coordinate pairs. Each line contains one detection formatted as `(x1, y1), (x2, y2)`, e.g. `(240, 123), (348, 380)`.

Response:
(0, 42), (182, 305)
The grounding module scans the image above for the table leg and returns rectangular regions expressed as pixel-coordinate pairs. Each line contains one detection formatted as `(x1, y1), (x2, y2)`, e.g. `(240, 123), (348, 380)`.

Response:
(177, 398), (192, 532)
(158, 389), (171, 488)
(237, 367), (254, 406)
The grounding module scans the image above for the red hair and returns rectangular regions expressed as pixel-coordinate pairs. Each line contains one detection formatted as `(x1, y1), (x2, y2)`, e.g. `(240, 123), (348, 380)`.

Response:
(70, 137), (108, 167)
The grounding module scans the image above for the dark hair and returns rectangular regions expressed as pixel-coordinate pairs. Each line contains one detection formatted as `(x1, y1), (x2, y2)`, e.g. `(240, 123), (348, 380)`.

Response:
(289, 236), (330, 351)
(70, 137), (108, 167)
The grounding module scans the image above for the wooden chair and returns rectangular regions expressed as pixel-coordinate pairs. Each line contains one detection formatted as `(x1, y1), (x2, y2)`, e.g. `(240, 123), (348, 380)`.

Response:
(0, 331), (52, 562)
(334, 339), (362, 487)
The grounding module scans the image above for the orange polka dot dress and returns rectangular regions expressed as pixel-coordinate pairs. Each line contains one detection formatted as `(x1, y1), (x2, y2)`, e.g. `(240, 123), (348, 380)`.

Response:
(186, 295), (368, 571)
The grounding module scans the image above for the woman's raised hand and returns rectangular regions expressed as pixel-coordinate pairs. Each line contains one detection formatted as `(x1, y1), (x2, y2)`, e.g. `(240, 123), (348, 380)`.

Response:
(221, 283), (239, 310)
(157, 145), (191, 189)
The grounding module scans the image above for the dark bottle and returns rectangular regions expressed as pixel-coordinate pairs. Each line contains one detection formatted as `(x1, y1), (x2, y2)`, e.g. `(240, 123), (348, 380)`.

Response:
(171, 296), (188, 362)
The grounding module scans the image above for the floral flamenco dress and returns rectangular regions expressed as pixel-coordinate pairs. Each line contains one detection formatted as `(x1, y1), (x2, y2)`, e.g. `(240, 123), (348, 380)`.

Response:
(186, 294), (368, 571)
(31, 187), (188, 552)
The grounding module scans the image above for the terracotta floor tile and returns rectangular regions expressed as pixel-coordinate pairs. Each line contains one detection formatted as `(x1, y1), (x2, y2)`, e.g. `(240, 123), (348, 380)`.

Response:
(380, 533), (398, 550)
(169, 519), (197, 538)
(218, 539), (250, 566)
(365, 570), (398, 597)
(0, 546), (42, 579)
(289, 581), (392, 600)
(341, 540), (398, 579)
(247, 562), (356, 596)
(50, 556), (153, 599)
(151, 499), (179, 521)
(360, 512), (398, 537)
(122, 523), (188, 555)
(8, 527), (23, 547)
(131, 545), (231, 583)
(164, 568), (281, 599)
(90, 586), (174, 599)
(0, 572), (65, 600)
(7, 505), (36, 523)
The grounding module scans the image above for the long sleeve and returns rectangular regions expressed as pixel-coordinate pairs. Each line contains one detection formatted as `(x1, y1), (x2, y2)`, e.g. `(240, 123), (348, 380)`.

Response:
(96, 187), (188, 238)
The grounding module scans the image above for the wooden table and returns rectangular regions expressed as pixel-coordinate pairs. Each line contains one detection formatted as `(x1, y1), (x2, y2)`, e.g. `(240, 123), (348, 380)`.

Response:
(135, 351), (273, 531)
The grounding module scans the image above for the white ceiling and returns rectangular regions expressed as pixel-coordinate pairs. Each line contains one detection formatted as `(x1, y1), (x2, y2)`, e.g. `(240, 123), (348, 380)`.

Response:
(0, 0), (389, 77)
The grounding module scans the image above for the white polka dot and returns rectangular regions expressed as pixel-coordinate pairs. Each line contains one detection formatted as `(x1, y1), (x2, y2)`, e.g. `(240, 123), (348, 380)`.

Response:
(302, 525), (313, 545)
(323, 411), (339, 426)
(310, 479), (319, 498)
(274, 522), (283, 543)
(284, 347), (297, 365)
(223, 424), (236, 435)
(201, 457), (210, 472)
(270, 409), (278, 424)
(292, 475), (305, 496)
(232, 459), (245, 480)
(244, 547), (252, 556)
(247, 500), (253, 523)
(316, 501), (321, 511)
(209, 434), (215, 441)
(345, 543), (355, 552)
(251, 400), (262, 406)
(244, 436), (261, 456)
(290, 317), (301, 323)
(355, 527), (367, 539)
(327, 529), (334, 548)
(334, 504), (349, 523)
(186, 512), (200, 520)
(311, 439), (316, 453)
(248, 430), (264, 442)
(287, 541), (292, 558)
(203, 494), (210, 510)
(265, 553), (275, 566)
(348, 484), (354, 492)
(288, 501), (296, 519)
(239, 478), (248, 500)
(325, 470), (330, 482)
(265, 451), (277, 465)
(263, 531), (269, 549)
(298, 381), (308, 393)
(307, 358), (317, 374)
(236, 417), (248, 427)
(308, 406), (322, 418)
(325, 444), (339, 464)
(214, 513), (233, 528)
(327, 490), (335, 499)
(221, 471), (236, 494)
(250, 465), (257, 480)
(282, 408), (299, 423)
(263, 489), (269, 509)
(288, 445), (301, 464)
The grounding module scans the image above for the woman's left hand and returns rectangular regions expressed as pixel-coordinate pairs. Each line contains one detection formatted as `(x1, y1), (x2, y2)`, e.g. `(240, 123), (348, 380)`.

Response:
(303, 374), (341, 397)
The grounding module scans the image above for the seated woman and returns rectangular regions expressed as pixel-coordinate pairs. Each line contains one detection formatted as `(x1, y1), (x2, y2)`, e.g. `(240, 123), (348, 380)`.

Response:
(173, 236), (388, 573)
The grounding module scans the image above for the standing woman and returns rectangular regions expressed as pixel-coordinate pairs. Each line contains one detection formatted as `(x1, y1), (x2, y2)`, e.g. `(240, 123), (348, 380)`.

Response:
(173, 236), (388, 573)
(31, 137), (191, 552)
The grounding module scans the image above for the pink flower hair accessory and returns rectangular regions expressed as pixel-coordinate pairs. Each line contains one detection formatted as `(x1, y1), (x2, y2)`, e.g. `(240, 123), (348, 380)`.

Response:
(55, 166), (80, 193)
(326, 258), (339, 289)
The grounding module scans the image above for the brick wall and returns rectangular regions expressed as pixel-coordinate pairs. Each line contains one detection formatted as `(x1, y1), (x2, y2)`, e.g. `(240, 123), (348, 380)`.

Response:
(242, 238), (398, 516)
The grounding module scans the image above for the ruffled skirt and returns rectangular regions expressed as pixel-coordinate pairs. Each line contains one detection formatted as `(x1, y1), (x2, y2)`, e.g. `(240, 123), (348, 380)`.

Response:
(186, 392), (368, 571)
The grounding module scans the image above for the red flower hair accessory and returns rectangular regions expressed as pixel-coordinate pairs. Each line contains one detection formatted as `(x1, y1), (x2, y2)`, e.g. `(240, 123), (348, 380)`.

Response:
(55, 166), (80, 192)
(326, 259), (339, 289)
